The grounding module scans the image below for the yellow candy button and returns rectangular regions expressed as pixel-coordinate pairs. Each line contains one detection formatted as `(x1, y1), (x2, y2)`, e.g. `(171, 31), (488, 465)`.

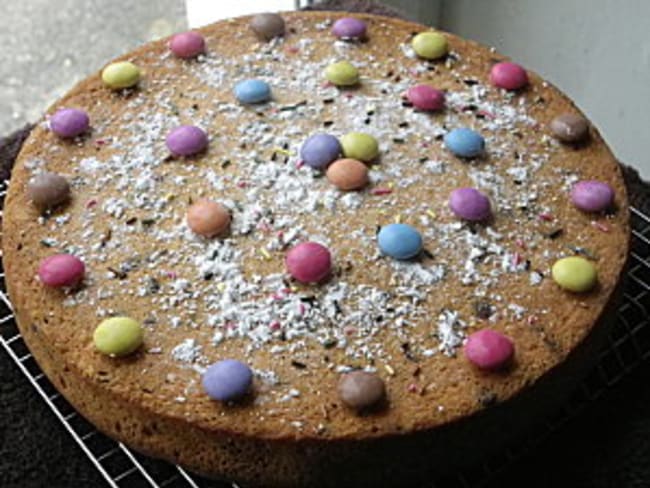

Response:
(94, 317), (143, 357)
(324, 61), (359, 86)
(340, 132), (379, 162)
(102, 61), (141, 89)
(411, 31), (448, 60)
(551, 257), (598, 292)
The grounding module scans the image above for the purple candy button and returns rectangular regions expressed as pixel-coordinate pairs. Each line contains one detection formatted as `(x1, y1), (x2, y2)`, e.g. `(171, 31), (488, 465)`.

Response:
(166, 125), (208, 156)
(169, 31), (205, 58)
(449, 188), (492, 221)
(331, 17), (367, 40)
(202, 359), (253, 402)
(50, 108), (89, 138)
(570, 180), (614, 213)
(38, 254), (85, 287)
(465, 329), (514, 370)
(300, 133), (342, 169)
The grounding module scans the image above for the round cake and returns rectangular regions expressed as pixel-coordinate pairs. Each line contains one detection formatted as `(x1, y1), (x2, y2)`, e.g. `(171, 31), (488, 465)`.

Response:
(2, 11), (630, 487)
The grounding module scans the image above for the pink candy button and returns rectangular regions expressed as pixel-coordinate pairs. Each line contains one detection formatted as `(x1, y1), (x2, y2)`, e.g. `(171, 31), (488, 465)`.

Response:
(38, 254), (85, 287)
(464, 329), (514, 370)
(489, 62), (528, 90)
(169, 31), (205, 59)
(285, 242), (332, 284)
(406, 84), (445, 111)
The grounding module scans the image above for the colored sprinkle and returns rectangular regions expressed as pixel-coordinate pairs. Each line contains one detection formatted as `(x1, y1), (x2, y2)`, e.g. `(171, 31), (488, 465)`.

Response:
(591, 220), (610, 232)
(371, 187), (393, 196)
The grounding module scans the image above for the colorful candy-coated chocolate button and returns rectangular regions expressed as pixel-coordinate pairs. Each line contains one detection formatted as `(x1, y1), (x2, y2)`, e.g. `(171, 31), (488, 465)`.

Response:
(49, 108), (89, 138)
(571, 180), (614, 213)
(406, 84), (445, 111)
(490, 62), (528, 90)
(331, 17), (367, 40)
(234, 79), (271, 104)
(324, 61), (359, 86)
(169, 31), (205, 58)
(202, 359), (253, 402)
(27, 172), (70, 210)
(377, 223), (422, 260)
(93, 317), (143, 357)
(444, 127), (485, 158)
(464, 329), (514, 370)
(38, 254), (85, 287)
(552, 256), (598, 292)
(286, 242), (332, 283)
(449, 188), (492, 221)
(551, 114), (589, 143)
(300, 133), (342, 169)
(166, 125), (208, 156)
(340, 132), (378, 162)
(187, 199), (231, 237)
(101, 61), (140, 89)
(250, 13), (285, 41)
(326, 158), (369, 191)
(338, 371), (386, 411)
(411, 31), (448, 60)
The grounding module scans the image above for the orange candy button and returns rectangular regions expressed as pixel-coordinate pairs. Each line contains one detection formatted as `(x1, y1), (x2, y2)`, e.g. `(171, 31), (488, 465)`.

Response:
(326, 158), (369, 191)
(187, 199), (231, 237)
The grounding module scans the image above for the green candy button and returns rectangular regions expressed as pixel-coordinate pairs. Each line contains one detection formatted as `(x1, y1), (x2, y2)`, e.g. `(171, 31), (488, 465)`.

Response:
(411, 31), (448, 60)
(102, 61), (141, 89)
(551, 257), (598, 292)
(94, 316), (143, 357)
(341, 132), (378, 162)
(324, 61), (359, 86)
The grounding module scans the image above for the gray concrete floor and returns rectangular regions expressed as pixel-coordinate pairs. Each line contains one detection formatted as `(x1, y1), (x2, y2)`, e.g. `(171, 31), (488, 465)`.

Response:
(0, 0), (186, 135)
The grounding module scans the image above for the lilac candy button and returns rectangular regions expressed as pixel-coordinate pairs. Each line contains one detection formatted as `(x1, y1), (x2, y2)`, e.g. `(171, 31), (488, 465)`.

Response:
(300, 133), (342, 170)
(169, 31), (205, 58)
(202, 359), (253, 402)
(449, 188), (492, 221)
(571, 180), (614, 213)
(166, 125), (208, 156)
(331, 17), (367, 40)
(38, 254), (85, 287)
(464, 329), (514, 370)
(50, 108), (89, 138)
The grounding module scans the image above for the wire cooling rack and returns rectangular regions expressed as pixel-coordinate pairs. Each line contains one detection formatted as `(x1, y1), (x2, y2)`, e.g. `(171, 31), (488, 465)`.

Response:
(0, 172), (648, 488)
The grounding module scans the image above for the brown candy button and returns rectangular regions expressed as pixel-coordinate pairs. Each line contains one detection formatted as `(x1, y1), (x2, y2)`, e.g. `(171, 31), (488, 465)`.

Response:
(187, 199), (231, 238)
(26, 172), (71, 211)
(338, 371), (386, 411)
(550, 113), (589, 143)
(250, 13), (285, 41)
(326, 158), (369, 191)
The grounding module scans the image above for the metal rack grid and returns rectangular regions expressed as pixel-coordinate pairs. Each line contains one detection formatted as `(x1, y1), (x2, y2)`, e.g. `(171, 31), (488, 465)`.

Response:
(0, 169), (648, 488)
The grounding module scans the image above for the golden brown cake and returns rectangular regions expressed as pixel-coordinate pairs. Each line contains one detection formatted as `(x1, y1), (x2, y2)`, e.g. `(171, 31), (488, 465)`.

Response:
(2, 11), (630, 487)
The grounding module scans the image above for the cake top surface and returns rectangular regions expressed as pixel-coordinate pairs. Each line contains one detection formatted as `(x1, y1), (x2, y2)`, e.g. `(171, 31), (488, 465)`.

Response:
(3, 11), (629, 440)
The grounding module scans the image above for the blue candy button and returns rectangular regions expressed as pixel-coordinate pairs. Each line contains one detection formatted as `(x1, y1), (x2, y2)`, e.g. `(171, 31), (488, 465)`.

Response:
(444, 128), (485, 158)
(234, 79), (271, 104)
(377, 223), (423, 260)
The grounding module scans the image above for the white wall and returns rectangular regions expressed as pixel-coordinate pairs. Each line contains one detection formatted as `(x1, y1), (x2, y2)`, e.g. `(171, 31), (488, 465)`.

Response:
(437, 0), (650, 178)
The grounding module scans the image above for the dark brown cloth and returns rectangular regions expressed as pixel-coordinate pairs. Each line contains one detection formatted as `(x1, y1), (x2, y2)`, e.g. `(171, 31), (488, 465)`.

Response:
(1, 3), (649, 487)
